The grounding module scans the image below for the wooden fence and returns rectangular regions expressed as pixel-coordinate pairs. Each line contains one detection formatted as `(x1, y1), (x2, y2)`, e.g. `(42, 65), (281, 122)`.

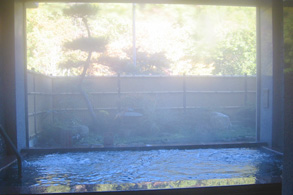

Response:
(27, 71), (256, 138)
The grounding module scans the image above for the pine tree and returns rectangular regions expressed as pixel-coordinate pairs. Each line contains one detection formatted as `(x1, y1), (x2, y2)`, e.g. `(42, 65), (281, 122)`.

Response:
(61, 4), (108, 130)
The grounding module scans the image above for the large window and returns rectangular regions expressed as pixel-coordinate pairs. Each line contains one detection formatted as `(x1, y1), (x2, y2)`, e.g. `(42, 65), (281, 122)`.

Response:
(26, 3), (257, 148)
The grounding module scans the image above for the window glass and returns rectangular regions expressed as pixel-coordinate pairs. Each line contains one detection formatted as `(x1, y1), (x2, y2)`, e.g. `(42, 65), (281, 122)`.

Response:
(26, 3), (257, 148)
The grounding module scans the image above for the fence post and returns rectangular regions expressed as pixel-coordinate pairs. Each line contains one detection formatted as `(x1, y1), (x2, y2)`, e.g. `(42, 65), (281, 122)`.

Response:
(117, 73), (121, 112)
(244, 73), (247, 106)
(183, 73), (186, 113)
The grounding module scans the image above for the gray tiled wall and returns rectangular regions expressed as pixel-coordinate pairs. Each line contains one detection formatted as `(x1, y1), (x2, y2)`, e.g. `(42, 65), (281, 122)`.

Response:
(0, 9), (7, 158)
(0, 75), (6, 159)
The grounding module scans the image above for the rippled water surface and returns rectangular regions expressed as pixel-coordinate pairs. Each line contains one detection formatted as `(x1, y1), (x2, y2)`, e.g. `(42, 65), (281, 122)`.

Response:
(0, 148), (282, 192)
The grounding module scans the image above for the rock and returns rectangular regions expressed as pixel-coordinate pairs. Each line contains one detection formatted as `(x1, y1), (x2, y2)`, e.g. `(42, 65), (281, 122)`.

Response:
(209, 112), (231, 130)
(115, 108), (143, 119)
(74, 125), (89, 136)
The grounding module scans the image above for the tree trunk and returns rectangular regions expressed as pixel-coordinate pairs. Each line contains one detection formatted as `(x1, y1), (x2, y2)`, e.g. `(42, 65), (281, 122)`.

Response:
(78, 51), (98, 128)
(78, 17), (98, 129)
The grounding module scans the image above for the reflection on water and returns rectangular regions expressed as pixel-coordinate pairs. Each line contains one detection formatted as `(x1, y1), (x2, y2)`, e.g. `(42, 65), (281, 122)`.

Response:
(40, 177), (257, 193)
(0, 148), (282, 193)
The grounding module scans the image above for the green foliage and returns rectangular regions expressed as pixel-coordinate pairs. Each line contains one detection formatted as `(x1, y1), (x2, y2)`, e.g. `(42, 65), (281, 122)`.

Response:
(27, 3), (256, 76)
(136, 51), (170, 75)
(234, 106), (256, 128)
(61, 4), (108, 74)
(212, 29), (256, 75)
(94, 110), (113, 134)
(59, 59), (85, 69)
(64, 37), (108, 52)
(98, 55), (135, 74)
(98, 50), (170, 75)
(183, 6), (256, 75)
(63, 4), (99, 18)
(26, 3), (70, 75)
(112, 96), (256, 145)
(35, 110), (81, 147)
